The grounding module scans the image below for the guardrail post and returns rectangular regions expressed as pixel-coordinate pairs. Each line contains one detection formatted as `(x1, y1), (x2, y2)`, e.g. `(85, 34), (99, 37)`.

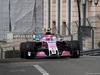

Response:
(92, 29), (94, 49)
(0, 46), (3, 59)
(13, 47), (15, 58)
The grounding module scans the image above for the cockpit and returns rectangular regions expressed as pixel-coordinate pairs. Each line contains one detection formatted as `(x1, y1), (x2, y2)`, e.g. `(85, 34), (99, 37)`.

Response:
(45, 32), (52, 35)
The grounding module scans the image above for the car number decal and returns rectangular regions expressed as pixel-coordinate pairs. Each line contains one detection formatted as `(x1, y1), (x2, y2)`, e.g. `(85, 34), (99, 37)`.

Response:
(47, 41), (59, 56)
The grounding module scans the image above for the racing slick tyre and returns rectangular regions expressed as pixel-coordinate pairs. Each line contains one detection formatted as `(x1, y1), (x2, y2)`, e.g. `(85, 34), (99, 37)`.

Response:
(25, 42), (36, 59)
(69, 41), (80, 58)
(20, 42), (26, 58)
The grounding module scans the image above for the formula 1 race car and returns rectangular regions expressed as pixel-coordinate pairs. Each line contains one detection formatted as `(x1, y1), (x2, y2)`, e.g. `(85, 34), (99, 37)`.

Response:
(20, 28), (80, 59)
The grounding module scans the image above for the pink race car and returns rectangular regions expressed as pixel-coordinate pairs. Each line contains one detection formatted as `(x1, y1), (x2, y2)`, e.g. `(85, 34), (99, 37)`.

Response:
(20, 28), (80, 59)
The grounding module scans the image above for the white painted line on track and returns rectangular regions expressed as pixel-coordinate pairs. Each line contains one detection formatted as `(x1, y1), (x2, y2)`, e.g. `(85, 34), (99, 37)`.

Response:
(85, 73), (100, 75)
(33, 65), (49, 75)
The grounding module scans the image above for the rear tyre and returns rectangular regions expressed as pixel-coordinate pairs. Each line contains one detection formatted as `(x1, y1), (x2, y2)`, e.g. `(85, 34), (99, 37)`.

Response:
(20, 42), (26, 58)
(25, 42), (36, 59)
(69, 41), (80, 58)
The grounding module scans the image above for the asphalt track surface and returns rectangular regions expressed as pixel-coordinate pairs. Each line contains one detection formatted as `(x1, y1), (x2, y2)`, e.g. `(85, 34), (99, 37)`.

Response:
(0, 56), (100, 75)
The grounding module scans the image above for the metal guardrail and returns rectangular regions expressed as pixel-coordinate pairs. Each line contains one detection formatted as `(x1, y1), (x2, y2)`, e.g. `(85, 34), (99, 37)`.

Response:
(80, 48), (100, 56)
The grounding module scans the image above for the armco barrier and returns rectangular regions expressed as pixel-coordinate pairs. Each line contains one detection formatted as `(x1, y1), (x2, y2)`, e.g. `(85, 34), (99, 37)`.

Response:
(80, 49), (100, 56)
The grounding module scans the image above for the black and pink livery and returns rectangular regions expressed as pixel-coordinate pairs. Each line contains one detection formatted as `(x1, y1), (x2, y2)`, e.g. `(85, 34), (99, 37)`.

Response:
(20, 29), (80, 59)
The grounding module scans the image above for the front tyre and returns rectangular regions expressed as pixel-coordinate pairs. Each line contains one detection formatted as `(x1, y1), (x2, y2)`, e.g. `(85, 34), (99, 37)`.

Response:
(25, 42), (36, 59)
(69, 41), (80, 58)
(71, 50), (80, 58)
(20, 42), (26, 58)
